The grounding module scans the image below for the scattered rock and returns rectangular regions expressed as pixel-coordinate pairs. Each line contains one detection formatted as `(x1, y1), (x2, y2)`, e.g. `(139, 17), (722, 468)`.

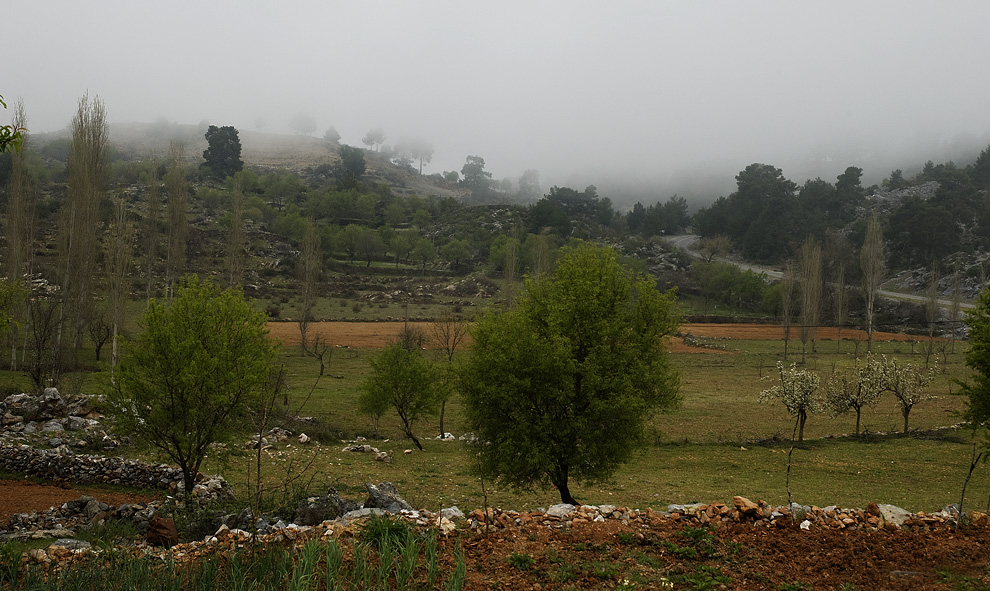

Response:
(878, 504), (911, 527)
(364, 481), (413, 513)
(441, 506), (465, 521)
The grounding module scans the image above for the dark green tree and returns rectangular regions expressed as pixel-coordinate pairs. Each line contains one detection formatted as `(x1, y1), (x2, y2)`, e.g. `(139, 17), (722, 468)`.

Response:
(337, 145), (366, 186)
(201, 125), (243, 179)
(460, 155), (494, 201)
(459, 244), (680, 504)
(114, 276), (279, 494)
(959, 289), (990, 429)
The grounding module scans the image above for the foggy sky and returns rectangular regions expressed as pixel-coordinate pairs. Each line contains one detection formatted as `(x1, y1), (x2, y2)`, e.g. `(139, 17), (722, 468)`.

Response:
(7, 1), (990, 204)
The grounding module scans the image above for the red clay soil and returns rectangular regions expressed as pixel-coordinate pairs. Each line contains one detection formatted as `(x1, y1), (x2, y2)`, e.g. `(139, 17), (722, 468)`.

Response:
(0, 479), (159, 524)
(448, 517), (990, 590)
(266, 321), (924, 353)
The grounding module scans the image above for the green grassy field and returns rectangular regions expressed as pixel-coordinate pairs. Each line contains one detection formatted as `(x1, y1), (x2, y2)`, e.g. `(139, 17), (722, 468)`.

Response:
(4, 302), (985, 516)
(193, 327), (987, 516)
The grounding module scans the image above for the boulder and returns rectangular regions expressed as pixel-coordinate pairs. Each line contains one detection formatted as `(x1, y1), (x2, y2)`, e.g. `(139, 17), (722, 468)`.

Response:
(65, 416), (91, 432)
(294, 497), (329, 526)
(42, 420), (64, 433)
(364, 481), (413, 513)
(328, 489), (361, 518)
(5, 394), (40, 421)
(546, 504), (575, 519)
(878, 504), (911, 527)
(734, 496), (761, 515)
(441, 506), (466, 521)
(146, 516), (178, 548)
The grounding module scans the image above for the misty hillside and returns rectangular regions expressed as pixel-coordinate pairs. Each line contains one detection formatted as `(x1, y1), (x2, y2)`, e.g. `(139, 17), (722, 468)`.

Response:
(2, 115), (989, 357)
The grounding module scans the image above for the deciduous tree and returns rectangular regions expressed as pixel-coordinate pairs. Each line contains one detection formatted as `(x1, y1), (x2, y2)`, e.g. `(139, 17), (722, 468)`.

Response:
(824, 354), (883, 436)
(360, 338), (440, 450)
(878, 355), (937, 434)
(115, 276), (279, 494)
(759, 362), (823, 442)
(459, 244), (680, 504)
(798, 236), (822, 363)
(860, 214), (885, 351)
(164, 142), (188, 295)
(62, 92), (109, 363)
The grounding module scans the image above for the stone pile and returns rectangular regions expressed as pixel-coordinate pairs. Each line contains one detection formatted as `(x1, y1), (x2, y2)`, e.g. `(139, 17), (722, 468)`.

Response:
(456, 496), (977, 533)
(0, 442), (229, 496)
(2, 495), (159, 542)
(1, 388), (103, 439)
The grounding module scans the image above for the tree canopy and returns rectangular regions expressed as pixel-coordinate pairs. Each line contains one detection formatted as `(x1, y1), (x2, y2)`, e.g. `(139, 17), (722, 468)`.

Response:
(114, 276), (279, 494)
(202, 125), (243, 179)
(459, 244), (680, 504)
(959, 289), (990, 430)
(360, 338), (441, 450)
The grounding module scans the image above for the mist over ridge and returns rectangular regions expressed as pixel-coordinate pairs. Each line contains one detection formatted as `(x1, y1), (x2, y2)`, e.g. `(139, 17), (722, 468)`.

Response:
(6, 2), (990, 210)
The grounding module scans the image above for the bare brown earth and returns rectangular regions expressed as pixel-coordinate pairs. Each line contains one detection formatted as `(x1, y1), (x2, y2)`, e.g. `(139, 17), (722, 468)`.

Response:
(0, 479), (158, 525)
(5, 323), (974, 588)
(266, 321), (925, 353)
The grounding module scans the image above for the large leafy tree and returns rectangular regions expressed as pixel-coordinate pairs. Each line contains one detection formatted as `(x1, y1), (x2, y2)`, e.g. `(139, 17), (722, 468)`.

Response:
(201, 125), (243, 179)
(459, 244), (680, 505)
(115, 276), (279, 494)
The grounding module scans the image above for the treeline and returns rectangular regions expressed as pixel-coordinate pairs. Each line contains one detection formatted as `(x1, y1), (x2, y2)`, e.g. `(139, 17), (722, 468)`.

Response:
(694, 149), (990, 268)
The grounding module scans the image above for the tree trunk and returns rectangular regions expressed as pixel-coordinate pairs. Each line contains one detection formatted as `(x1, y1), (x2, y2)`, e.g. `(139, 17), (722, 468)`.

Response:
(902, 406), (911, 434)
(439, 400), (447, 438)
(797, 411), (807, 442)
(551, 465), (578, 505)
(855, 408), (861, 437)
(399, 412), (424, 450)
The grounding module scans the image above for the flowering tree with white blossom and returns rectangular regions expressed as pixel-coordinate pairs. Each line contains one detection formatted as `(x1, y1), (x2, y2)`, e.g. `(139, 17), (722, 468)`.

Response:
(760, 362), (823, 442)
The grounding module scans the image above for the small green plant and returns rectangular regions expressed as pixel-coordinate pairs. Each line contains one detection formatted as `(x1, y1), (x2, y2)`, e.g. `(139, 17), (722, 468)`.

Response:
(359, 514), (412, 550)
(678, 525), (718, 557)
(616, 532), (636, 545)
(589, 561), (621, 580)
(937, 569), (990, 591)
(551, 563), (578, 583)
(660, 540), (697, 559)
(670, 565), (732, 590)
(76, 519), (141, 547)
(507, 552), (535, 571)
(0, 542), (24, 587)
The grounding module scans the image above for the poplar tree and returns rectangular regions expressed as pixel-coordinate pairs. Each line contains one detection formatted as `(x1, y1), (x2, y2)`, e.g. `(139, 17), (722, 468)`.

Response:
(62, 92), (109, 363)
(164, 142), (188, 296)
(860, 214), (885, 352)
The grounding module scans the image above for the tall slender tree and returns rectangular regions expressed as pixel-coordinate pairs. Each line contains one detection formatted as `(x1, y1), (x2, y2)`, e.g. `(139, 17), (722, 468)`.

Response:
(3, 99), (35, 369)
(62, 92), (109, 364)
(143, 163), (162, 301)
(798, 236), (822, 363)
(780, 263), (796, 360)
(105, 194), (133, 373)
(225, 182), (246, 287)
(860, 214), (885, 352)
(164, 142), (188, 296)
(297, 220), (321, 349)
(833, 261), (847, 353)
